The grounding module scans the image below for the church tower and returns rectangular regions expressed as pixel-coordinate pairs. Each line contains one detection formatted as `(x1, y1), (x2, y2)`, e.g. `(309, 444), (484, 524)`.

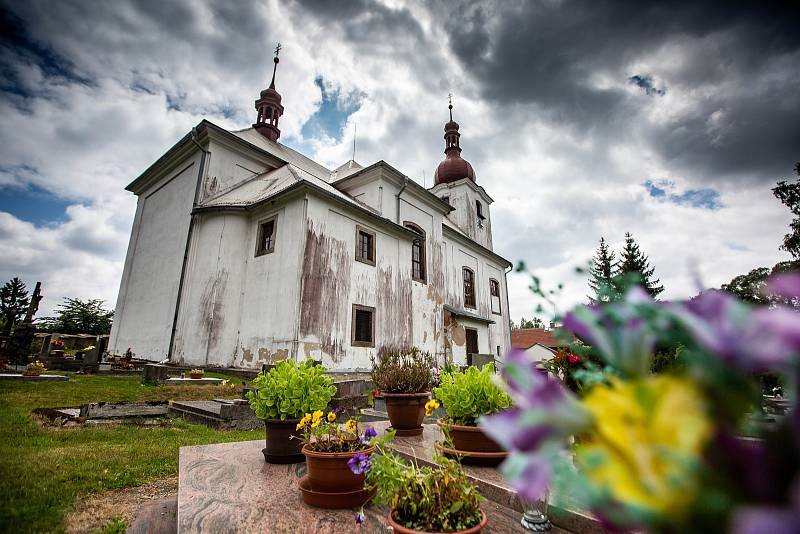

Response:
(429, 96), (494, 250)
(253, 44), (284, 142)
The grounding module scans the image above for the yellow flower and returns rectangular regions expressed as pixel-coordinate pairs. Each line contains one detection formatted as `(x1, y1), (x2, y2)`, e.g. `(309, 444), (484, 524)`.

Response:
(311, 410), (323, 423)
(346, 419), (357, 433)
(327, 411), (337, 422)
(311, 418), (321, 428)
(575, 375), (712, 517)
(425, 399), (440, 417)
(296, 420), (306, 431)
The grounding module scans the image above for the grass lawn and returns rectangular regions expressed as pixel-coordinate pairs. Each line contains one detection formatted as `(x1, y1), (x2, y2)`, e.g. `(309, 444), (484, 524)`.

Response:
(0, 373), (261, 533)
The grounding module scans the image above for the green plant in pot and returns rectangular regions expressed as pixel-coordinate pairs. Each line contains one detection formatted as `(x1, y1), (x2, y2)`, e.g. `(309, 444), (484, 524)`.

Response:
(247, 357), (335, 464)
(352, 431), (487, 533)
(433, 363), (512, 466)
(296, 410), (378, 509)
(371, 346), (433, 436)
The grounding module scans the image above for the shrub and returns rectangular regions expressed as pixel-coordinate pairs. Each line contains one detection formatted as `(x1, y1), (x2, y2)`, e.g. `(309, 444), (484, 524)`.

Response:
(433, 363), (512, 425)
(371, 347), (433, 393)
(246, 358), (335, 420)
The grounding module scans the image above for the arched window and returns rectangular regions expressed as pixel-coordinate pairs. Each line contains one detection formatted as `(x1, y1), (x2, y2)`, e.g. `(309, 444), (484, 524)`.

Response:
(463, 267), (475, 309)
(404, 222), (426, 283)
(489, 278), (501, 314)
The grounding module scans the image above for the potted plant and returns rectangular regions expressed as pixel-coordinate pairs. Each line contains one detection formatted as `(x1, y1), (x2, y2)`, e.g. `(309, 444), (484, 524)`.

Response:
(189, 368), (204, 379)
(433, 363), (512, 465)
(371, 347), (434, 436)
(296, 410), (378, 509)
(23, 360), (47, 377)
(352, 431), (487, 533)
(247, 357), (336, 464)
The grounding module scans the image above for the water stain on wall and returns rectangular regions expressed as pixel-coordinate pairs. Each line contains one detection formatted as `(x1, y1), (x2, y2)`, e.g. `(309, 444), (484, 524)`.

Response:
(299, 221), (351, 362)
(199, 269), (228, 351)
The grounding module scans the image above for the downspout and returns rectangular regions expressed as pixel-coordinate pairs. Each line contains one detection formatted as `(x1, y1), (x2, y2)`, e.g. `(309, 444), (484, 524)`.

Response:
(395, 176), (409, 223)
(167, 128), (210, 363)
(502, 265), (513, 360)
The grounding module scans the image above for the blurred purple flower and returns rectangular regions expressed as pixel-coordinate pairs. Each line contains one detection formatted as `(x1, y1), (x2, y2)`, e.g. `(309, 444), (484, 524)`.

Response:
(562, 286), (656, 377)
(347, 452), (372, 475)
(766, 273), (800, 299)
(732, 480), (800, 534)
(673, 289), (800, 372)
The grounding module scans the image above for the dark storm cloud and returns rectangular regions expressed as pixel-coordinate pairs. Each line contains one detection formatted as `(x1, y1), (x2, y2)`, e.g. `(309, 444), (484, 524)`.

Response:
(436, 0), (800, 184)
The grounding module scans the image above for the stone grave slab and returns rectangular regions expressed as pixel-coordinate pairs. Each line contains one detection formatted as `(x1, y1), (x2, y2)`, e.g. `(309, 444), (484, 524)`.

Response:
(0, 373), (68, 382)
(164, 377), (225, 386)
(177, 422), (591, 534)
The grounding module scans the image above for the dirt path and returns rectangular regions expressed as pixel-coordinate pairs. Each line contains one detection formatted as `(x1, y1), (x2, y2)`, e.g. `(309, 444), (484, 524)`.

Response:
(64, 477), (177, 533)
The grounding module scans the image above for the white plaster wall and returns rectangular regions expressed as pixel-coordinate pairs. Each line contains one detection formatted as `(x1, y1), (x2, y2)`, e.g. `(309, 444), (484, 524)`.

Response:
(109, 156), (201, 360)
(431, 181), (493, 250)
(524, 344), (556, 363)
(200, 140), (270, 200)
(236, 200), (306, 368)
(171, 212), (250, 366)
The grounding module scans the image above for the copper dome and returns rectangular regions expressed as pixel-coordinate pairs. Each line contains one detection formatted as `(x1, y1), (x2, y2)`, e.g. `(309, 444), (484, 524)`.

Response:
(434, 152), (476, 185)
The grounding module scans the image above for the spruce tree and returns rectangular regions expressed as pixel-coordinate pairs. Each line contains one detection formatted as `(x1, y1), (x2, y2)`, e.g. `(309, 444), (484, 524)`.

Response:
(615, 233), (664, 298)
(0, 277), (30, 335)
(588, 237), (619, 303)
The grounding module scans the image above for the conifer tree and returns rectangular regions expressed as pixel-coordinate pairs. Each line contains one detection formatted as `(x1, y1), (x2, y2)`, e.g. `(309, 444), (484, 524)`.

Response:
(615, 232), (664, 298)
(0, 277), (30, 335)
(588, 237), (619, 303)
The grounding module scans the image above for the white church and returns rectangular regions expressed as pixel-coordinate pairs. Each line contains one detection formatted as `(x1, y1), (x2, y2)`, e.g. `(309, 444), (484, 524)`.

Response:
(108, 50), (512, 371)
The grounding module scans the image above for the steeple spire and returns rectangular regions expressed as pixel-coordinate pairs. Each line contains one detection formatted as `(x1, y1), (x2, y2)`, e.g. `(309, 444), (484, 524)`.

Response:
(253, 43), (285, 142)
(434, 94), (476, 185)
(269, 43), (281, 89)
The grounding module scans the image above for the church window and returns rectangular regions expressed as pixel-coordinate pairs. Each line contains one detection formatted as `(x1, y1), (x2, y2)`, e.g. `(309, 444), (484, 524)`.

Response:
(255, 217), (277, 256)
(404, 222), (426, 284)
(463, 267), (476, 309)
(355, 226), (376, 266)
(489, 278), (501, 314)
(352, 304), (375, 347)
(476, 200), (485, 220)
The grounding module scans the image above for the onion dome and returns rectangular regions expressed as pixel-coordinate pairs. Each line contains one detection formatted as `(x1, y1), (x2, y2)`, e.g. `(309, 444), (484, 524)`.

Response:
(434, 96), (476, 185)
(253, 44), (285, 142)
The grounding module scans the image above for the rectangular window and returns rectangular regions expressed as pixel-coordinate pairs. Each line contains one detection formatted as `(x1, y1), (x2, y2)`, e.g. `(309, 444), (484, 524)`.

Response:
(476, 200), (485, 220)
(463, 268), (476, 309)
(355, 226), (376, 266)
(490, 278), (501, 314)
(351, 304), (375, 347)
(405, 223), (426, 284)
(255, 217), (276, 256)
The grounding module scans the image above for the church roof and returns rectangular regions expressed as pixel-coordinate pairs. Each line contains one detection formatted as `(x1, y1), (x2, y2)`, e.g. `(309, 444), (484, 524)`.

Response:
(231, 127), (333, 182)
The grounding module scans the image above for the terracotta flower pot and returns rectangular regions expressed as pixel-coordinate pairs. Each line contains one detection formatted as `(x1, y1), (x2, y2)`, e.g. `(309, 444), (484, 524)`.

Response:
(437, 419), (504, 453)
(263, 418), (304, 464)
(387, 510), (487, 534)
(302, 445), (376, 494)
(383, 391), (430, 436)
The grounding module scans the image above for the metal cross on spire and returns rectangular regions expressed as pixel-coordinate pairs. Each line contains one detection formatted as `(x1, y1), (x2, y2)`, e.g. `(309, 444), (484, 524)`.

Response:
(448, 93), (453, 121)
(269, 42), (282, 89)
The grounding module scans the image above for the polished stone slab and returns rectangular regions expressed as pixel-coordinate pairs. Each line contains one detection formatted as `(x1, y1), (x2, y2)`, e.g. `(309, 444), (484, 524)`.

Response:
(177, 427), (585, 533)
(0, 373), (68, 381)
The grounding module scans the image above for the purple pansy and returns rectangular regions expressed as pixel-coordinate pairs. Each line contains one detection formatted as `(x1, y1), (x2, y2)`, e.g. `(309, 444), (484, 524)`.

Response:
(360, 426), (377, 444)
(348, 452), (372, 475)
(354, 510), (366, 524)
(765, 272), (800, 299)
(732, 480), (800, 534)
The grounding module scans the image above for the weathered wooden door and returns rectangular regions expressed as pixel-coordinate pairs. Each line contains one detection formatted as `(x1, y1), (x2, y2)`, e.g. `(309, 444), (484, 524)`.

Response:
(465, 328), (478, 366)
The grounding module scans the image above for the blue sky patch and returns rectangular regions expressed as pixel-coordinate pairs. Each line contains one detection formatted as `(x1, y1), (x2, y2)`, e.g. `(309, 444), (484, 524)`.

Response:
(629, 74), (666, 97)
(0, 183), (72, 225)
(301, 77), (362, 142)
(644, 179), (723, 210)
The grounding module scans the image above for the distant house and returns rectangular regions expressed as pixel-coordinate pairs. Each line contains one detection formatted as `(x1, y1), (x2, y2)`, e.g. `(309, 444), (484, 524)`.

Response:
(510, 327), (573, 363)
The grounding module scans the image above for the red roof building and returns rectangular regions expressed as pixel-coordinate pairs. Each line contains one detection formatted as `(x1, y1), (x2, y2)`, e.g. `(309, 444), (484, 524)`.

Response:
(511, 328), (572, 350)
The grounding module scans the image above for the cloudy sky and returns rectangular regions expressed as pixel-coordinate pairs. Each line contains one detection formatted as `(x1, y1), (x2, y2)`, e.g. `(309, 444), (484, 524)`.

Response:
(0, 0), (798, 321)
